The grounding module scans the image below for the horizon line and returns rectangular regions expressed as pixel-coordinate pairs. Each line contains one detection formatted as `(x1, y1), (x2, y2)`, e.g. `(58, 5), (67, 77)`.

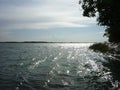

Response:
(0, 41), (102, 43)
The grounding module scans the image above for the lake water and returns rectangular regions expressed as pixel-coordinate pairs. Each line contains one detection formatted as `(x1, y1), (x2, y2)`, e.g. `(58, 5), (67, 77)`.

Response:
(0, 43), (120, 90)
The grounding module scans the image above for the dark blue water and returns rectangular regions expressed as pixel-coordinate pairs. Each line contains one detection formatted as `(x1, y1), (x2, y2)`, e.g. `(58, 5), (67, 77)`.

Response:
(0, 43), (119, 90)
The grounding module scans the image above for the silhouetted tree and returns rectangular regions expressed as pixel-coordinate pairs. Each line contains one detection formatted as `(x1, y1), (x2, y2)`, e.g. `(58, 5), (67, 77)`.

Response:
(79, 0), (120, 43)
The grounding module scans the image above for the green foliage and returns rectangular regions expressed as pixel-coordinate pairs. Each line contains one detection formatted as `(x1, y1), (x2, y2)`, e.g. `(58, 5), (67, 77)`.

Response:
(80, 0), (120, 43)
(89, 43), (110, 53)
(104, 26), (120, 43)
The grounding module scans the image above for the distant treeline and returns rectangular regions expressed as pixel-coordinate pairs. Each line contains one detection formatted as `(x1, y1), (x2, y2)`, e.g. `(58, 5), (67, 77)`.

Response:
(0, 41), (93, 43)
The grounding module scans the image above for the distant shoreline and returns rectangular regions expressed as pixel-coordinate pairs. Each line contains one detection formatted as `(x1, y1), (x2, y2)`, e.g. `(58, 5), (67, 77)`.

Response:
(0, 41), (95, 43)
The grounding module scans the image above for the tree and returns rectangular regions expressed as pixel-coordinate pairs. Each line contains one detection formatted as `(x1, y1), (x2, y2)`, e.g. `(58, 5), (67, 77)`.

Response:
(79, 0), (120, 43)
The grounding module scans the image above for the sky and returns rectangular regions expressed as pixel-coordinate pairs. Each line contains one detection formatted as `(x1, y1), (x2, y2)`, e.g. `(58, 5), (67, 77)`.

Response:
(0, 0), (107, 42)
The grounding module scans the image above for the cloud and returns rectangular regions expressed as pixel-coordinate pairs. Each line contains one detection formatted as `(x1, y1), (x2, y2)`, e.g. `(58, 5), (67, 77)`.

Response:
(0, 22), (88, 30)
(0, 0), (96, 30)
(0, 0), (44, 7)
(0, 31), (14, 41)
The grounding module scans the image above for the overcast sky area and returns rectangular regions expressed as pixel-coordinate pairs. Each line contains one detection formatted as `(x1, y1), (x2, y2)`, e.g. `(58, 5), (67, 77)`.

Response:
(0, 0), (107, 42)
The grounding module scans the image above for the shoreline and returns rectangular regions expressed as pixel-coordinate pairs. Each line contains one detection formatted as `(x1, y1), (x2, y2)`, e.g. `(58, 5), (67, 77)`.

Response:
(0, 41), (95, 44)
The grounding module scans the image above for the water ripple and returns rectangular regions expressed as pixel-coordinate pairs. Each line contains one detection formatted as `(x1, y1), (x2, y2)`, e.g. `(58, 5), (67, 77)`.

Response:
(0, 43), (118, 90)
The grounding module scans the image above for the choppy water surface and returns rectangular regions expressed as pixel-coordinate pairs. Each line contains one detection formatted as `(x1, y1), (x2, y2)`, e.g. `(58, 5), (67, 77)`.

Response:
(0, 43), (120, 90)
